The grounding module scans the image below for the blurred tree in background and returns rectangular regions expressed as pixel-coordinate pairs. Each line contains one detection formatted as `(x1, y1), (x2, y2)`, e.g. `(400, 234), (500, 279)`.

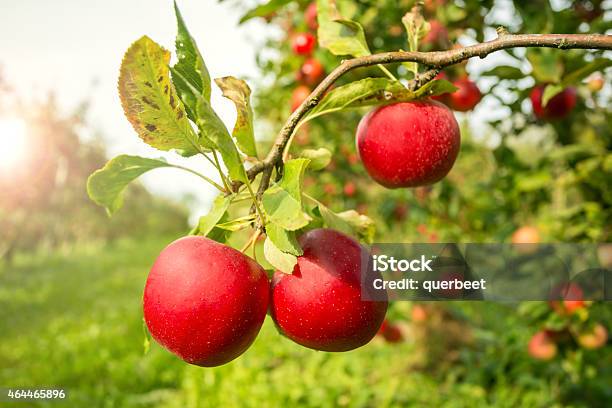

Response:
(0, 89), (189, 262)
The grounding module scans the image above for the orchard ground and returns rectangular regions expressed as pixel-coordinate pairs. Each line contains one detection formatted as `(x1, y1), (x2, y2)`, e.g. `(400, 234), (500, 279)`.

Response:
(2, 235), (609, 407)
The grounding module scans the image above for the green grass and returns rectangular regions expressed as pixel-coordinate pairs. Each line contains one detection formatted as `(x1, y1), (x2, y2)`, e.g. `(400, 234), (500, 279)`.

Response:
(0, 236), (589, 407)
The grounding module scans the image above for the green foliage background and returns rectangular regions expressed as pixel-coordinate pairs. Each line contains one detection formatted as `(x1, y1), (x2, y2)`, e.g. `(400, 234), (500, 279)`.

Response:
(1, 0), (611, 407)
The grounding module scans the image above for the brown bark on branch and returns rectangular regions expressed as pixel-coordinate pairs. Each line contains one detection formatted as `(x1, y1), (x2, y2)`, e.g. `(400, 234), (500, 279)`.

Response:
(235, 33), (612, 197)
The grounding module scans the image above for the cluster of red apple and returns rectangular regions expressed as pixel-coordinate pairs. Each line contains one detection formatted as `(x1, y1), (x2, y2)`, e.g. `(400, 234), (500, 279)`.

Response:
(510, 227), (609, 360)
(291, 3), (325, 112)
(143, 228), (387, 367)
(528, 285), (608, 361)
(432, 71), (482, 112)
(142, 77), (465, 369)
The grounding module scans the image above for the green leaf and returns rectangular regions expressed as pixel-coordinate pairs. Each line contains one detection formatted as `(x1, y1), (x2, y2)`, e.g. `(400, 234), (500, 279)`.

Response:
(142, 318), (151, 355)
(414, 79), (458, 98)
(299, 148), (332, 170)
(541, 84), (564, 107)
(401, 9), (429, 74)
(443, 4), (468, 22)
(215, 214), (256, 231)
(87, 155), (170, 215)
(262, 159), (312, 230)
(266, 222), (303, 256)
(317, 0), (371, 57)
(214, 76), (258, 157)
(171, 0), (211, 124)
(196, 99), (248, 183)
(193, 194), (232, 236)
(118, 36), (200, 156)
(515, 171), (551, 192)
(561, 58), (612, 86)
(480, 66), (524, 80)
(318, 204), (375, 243)
(239, 0), (292, 23)
(303, 78), (416, 121)
(527, 48), (563, 83)
(264, 236), (298, 274)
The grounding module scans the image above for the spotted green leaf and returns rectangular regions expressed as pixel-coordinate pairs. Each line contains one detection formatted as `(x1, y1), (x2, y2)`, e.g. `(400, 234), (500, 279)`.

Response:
(118, 36), (200, 156)
(171, 1), (211, 122)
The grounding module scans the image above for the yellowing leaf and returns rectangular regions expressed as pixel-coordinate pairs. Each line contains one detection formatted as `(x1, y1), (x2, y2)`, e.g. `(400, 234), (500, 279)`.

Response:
(317, 0), (371, 57)
(215, 77), (258, 157)
(264, 237), (298, 274)
(118, 36), (200, 156)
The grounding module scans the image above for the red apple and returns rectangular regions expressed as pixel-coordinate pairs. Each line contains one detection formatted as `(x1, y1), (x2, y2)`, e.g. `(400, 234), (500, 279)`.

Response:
(411, 304), (428, 322)
(291, 85), (311, 112)
(511, 225), (540, 254)
(343, 181), (357, 197)
(270, 229), (388, 351)
(421, 20), (449, 48)
(356, 100), (460, 188)
(305, 2), (318, 31)
(550, 281), (585, 315)
(528, 330), (558, 360)
(296, 58), (325, 86)
(573, 0), (603, 22)
(511, 226), (540, 244)
(393, 202), (408, 221)
(424, 0), (446, 14)
(323, 183), (336, 195)
(447, 78), (482, 112)
(587, 75), (604, 92)
(291, 32), (316, 55)
(143, 236), (269, 367)
(530, 85), (577, 120)
(577, 324), (608, 349)
(378, 320), (404, 343)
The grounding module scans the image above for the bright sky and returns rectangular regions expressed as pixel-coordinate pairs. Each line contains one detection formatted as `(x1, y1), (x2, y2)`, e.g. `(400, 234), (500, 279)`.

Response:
(0, 0), (269, 217)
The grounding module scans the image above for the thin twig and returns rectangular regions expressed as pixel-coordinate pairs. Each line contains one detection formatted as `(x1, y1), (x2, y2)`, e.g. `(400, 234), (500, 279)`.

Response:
(170, 164), (226, 192)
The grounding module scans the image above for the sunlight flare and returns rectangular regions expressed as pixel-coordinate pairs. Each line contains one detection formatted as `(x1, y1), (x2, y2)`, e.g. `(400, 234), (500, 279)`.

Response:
(0, 117), (29, 172)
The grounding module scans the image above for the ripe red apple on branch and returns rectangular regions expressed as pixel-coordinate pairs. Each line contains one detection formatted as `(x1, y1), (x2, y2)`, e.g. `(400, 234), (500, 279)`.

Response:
(530, 85), (577, 120)
(356, 100), (461, 188)
(292, 32), (316, 55)
(143, 237), (269, 367)
(271, 229), (388, 352)
(296, 58), (325, 86)
(305, 2), (318, 31)
(447, 78), (482, 112)
(528, 330), (558, 360)
(577, 324), (608, 349)
(291, 85), (312, 112)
